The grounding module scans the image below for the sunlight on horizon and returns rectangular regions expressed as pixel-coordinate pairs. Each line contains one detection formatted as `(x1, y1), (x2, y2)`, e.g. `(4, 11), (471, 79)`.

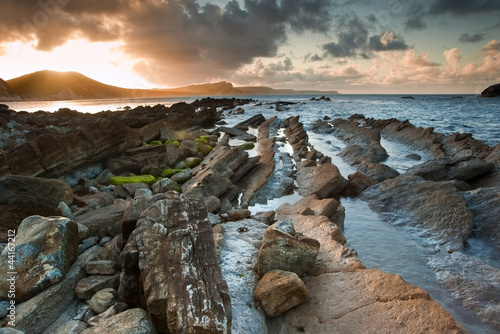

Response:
(1, 39), (158, 89)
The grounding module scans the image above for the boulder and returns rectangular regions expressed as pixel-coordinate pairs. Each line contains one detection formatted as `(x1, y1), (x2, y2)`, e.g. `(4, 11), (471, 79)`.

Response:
(120, 192), (231, 333)
(0, 176), (73, 241)
(86, 260), (117, 275)
(254, 269), (309, 317)
(80, 308), (157, 334)
(75, 273), (120, 300)
(407, 157), (494, 181)
(257, 221), (320, 277)
(342, 171), (378, 196)
(357, 161), (400, 182)
(0, 216), (79, 302)
(480, 83), (500, 97)
(14, 246), (101, 333)
(89, 288), (117, 314)
(462, 187), (500, 246)
(75, 200), (129, 239)
(218, 126), (257, 141)
(296, 162), (348, 199)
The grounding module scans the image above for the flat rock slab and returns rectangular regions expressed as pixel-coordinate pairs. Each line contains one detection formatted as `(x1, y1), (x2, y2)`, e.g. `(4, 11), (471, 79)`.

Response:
(268, 269), (466, 333)
(218, 126), (257, 141)
(296, 162), (347, 199)
(80, 308), (157, 334)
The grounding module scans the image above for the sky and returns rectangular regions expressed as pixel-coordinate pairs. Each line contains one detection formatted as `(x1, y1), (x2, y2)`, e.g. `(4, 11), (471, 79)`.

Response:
(0, 0), (499, 94)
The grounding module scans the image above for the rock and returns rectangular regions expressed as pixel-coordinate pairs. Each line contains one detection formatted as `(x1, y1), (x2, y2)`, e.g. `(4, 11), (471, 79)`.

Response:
(254, 269), (309, 317)
(407, 157), (494, 181)
(14, 246), (101, 333)
(75, 273), (120, 300)
(134, 188), (153, 198)
(0, 216), (79, 303)
(0, 176), (73, 241)
(151, 178), (180, 194)
(480, 82), (500, 97)
(82, 236), (99, 249)
(0, 300), (10, 319)
(99, 236), (112, 246)
(257, 221), (320, 277)
(357, 161), (400, 182)
(75, 200), (129, 239)
(0, 328), (25, 333)
(122, 182), (150, 197)
(80, 308), (157, 334)
(362, 175), (474, 250)
(296, 162), (348, 199)
(86, 260), (116, 275)
(95, 169), (115, 185)
(89, 288), (117, 314)
(58, 201), (74, 218)
(342, 171), (378, 196)
(214, 220), (269, 333)
(120, 192), (231, 333)
(218, 126), (257, 141)
(77, 223), (90, 242)
(268, 269), (465, 333)
(224, 209), (251, 221)
(429, 251), (500, 330)
(170, 167), (192, 183)
(462, 187), (500, 246)
(74, 192), (115, 210)
(184, 156), (202, 168)
(87, 302), (129, 327)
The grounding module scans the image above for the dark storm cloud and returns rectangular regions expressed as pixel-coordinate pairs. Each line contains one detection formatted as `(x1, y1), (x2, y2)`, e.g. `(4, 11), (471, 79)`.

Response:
(404, 5), (427, 31)
(0, 0), (335, 85)
(459, 33), (485, 43)
(320, 16), (408, 59)
(429, 0), (500, 15)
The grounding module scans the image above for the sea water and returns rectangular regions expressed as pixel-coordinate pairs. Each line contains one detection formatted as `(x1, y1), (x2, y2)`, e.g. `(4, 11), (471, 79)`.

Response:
(7, 94), (500, 332)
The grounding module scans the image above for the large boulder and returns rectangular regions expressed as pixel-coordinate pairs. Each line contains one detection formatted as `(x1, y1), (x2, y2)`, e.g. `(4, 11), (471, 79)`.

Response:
(296, 162), (348, 199)
(257, 221), (320, 277)
(0, 215), (79, 302)
(75, 200), (129, 239)
(0, 176), (73, 241)
(120, 191), (231, 333)
(407, 157), (494, 181)
(254, 270), (309, 317)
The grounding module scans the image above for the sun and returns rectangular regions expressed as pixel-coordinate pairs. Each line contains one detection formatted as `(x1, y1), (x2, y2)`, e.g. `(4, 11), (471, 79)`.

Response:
(0, 39), (155, 89)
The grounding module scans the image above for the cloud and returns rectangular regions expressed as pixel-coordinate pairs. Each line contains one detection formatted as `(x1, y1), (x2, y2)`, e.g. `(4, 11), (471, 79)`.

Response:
(459, 33), (485, 43)
(481, 39), (500, 54)
(0, 0), (336, 86)
(429, 0), (500, 15)
(404, 5), (427, 31)
(320, 16), (408, 59)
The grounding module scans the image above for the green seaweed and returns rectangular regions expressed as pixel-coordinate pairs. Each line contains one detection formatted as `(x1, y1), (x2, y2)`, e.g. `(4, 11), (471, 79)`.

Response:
(196, 142), (213, 156)
(240, 142), (255, 150)
(149, 140), (163, 145)
(195, 136), (209, 145)
(160, 168), (184, 178)
(185, 157), (202, 168)
(109, 175), (156, 186)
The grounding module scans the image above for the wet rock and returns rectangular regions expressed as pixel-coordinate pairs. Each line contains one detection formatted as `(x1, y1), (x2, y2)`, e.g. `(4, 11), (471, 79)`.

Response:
(75, 273), (120, 300)
(342, 171), (378, 196)
(257, 221), (320, 277)
(357, 161), (400, 182)
(214, 220), (269, 333)
(80, 308), (157, 334)
(463, 187), (500, 246)
(219, 126), (257, 141)
(254, 269), (309, 317)
(0, 176), (73, 241)
(0, 216), (79, 303)
(407, 157), (494, 181)
(362, 175), (474, 250)
(430, 251), (500, 330)
(296, 162), (348, 199)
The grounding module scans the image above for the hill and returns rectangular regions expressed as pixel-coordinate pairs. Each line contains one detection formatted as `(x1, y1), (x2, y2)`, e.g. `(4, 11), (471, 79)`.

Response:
(0, 78), (20, 101)
(3, 70), (339, 101)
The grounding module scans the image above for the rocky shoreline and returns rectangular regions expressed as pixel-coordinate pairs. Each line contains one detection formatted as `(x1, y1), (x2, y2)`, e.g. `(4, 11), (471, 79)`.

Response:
(0, 98), (498, 333)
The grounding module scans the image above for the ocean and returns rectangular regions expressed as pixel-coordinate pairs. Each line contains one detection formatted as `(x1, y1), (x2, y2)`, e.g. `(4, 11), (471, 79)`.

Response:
(7, 94), (500, 333)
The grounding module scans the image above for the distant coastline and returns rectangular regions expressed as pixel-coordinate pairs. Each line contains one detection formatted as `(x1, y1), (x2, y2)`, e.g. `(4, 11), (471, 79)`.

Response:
(0, 70), (339, 102)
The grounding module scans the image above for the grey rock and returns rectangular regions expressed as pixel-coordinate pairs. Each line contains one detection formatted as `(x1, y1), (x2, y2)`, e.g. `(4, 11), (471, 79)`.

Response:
(86, 260), (116, 275)
(80, 308), (157, 334)
(89, 288), (117, 314)
(75, 273), (120, 300)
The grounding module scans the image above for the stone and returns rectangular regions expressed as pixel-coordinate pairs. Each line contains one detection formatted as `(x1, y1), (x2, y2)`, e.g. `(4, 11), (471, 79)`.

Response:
(77, 223), (90, 242)
(257, 221), (320, 277)
(480, 82), (500, 97)
(218, 126), (257, 141)
(0, 216), (79, 303)
(151, 178), (180, 194)
(86, 260), (117, 275)
(0, 176), (73, 241)
(407, 157), (494, 181)
(119, 192), (231, 333)
(58, 201), (74, 218)
(122, 182), (150, 197)
(15, 246), (101, 333)
(75, 200), (129, 239)
(80, 308), (157, 334)
(463, 187), (500, 246)
(75, 273), (120, 300)
(87, 302), (129, 327)
(357, 161), (400, 182)
(296, 162), (348, 199)
(134, 188), (153, 198)
(0, 300), (10, 319)
(170, 167), (192, 183)
(342, 171), (378, 196)
(254, 269), (309, 317)
(95, 169), (115, 185)
(224, 209), (251, 221)
(89, 288), (117, 314)
(99, 236), (112, 246)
